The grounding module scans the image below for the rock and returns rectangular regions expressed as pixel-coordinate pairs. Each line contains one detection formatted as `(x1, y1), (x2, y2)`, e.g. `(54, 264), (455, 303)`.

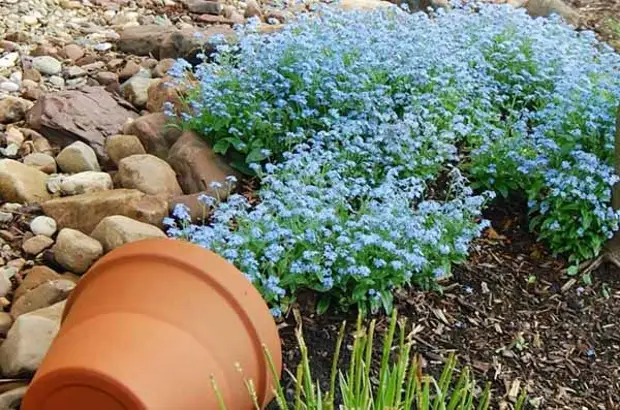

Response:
(28, 132), (54, 155)
(170, 192), (213, 222)
(30, 216), (57, 237)
(118, 154), (183, 196)
(53, 228), (103, 274)
(22, 235), (54, 255)
(10, 280), (74, 318)
(168, 131), (238, 195)
(337, 0), (394, 10)
(196, 14), (239, 24)
(57, 172), (113, 195)
(187, 0), (222, 14)
(123, 113), (177, 159)
(21, 83), (44, 101)
(153, 59), (176, 78)
(0, 53), (19, 71)
(62, 44), (85, 61)
(94, 43), (113, 52)
(56, 141), (101, 173)
(118, 25), (176, 58)
(0, 212), (12, 224)
(0, 81), (19, 93)
(525, 0), (580, 26)
(23, 153), (57, 174)
(0, 386), (26, 409)
(41, 189), (168, 233)
(15, 266), (61, 300)
(0, 301), (66, 376)
(244, 0), (263, 19)
(160, 26), (235, 62)
(0, 97), (33, 124)
(26, 87), (139, 165)
(0, 267), (16, 298)
(121, 76), (158, 109)
(146, 78), (182, 113)
(0, 159), (51, 204)
(64, 66), (87, 79)
(22, 69), (42, 83)
(32, 56), (62, 76)
(48, 76), (65, 88)
(96, 71), (119, 86)
(91, 215), (166, 253)
(105, 134), (146, 165)
(119, 60), (141, 81)
(0, 312), (13, 336)
(5, 127), (24, 146)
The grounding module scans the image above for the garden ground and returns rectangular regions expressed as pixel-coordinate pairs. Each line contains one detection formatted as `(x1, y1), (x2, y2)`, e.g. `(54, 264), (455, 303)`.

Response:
(275, 198), (620, 409)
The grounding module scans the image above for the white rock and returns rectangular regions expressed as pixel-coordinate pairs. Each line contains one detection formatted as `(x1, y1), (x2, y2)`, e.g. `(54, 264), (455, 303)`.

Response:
(91, 215), (166, 253)
(56, 141), (100, 173)
(0, 386), (27, 409)
(32, 56), (62, 76)
(94, 42), (113, 52)
(0, 212), (12, 223)
(0, 53), (19, 70)
(0, 81), (19, 93)
(9, 71), (22, 84)
(58, 171), (113, 195)
(22, 15), (38, 25)
(0, 266), (17, 298)
(49, 75), (65, 88)
(30, 216), (57, 237)
(53, 228), (103, 274)
(0, 301), (66, 377)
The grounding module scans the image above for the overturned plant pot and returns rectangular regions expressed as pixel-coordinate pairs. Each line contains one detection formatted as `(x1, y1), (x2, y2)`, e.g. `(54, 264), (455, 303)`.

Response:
(22, 238), (282, 410)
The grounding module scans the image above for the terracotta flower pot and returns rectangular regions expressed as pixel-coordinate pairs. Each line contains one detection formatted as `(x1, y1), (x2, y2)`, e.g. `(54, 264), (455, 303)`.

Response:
(22, 238), (282, 410)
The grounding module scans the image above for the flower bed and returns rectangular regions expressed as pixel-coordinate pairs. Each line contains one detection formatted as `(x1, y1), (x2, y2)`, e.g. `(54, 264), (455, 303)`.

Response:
(168, 3), (620, 313)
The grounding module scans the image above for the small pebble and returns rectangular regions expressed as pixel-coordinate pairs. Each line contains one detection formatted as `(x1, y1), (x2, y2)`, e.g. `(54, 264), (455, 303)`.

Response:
(30, 216), (57, 238)
(0, 81), (19, 93)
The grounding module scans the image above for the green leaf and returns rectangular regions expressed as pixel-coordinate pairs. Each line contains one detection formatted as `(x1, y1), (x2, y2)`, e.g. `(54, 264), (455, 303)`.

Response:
(224, 137), (247, 152)
(567, 265), (579, 276)
(246, 147), (268, 164)
(230, 160), (254, 176)
(212, 139), (230, 155)
(317, 298), (330, 315)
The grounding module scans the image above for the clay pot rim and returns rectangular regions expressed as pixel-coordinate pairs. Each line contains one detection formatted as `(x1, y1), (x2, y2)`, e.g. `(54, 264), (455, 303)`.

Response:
(62, 238), (281, 407)
(26, 367), (145, 410)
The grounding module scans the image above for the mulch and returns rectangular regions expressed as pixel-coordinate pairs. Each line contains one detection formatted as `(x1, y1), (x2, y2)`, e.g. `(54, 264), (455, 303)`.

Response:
(274, 198), (620, 409)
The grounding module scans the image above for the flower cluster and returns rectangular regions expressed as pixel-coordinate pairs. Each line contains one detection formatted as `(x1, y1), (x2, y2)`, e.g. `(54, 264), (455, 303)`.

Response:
(171, 3), (620, 312)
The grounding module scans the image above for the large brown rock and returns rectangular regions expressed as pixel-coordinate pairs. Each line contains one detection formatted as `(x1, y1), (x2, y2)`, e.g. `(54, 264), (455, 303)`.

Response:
(118, 154), (183, 196)
(160, 26), (236, 63)
(41, 189), (168, 233)
(123, 113), (180, 159)
(0, 301), (65, 377)
(525, 0), (580, 26)
(91, 215), (166, 253)
(26, 87), (139, 166)
(0, 97), (34, 124)
(167, 131), (238, 195)
(146, 78), (183, 113)
(0, 159), (52, 204)
(53, 228), (103, 274)
(15, 266), (61, 301)
(105, 134), (146, 165)
(10, 279), (75, 319)
(118, 25), (176, 58)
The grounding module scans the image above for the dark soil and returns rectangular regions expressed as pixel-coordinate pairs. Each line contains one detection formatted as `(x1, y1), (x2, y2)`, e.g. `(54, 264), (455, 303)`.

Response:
(273, 199), (620, 409)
